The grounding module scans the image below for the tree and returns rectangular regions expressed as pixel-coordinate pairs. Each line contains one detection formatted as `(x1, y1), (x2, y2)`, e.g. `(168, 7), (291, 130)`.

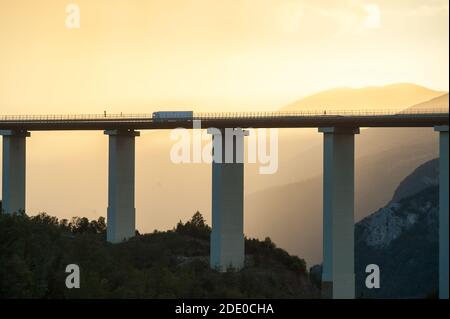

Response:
(31, 212), (59, 226)
(190, 212), (206, 228)
(175, 211), (211, 240)
(89, 216), (106, 234)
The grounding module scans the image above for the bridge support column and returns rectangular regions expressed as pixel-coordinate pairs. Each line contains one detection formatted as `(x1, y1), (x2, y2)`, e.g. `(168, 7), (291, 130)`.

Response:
(1, 130), (30, 214)
(208, 127), (248, 272)
(435, 125), (449, 299)
(104, 129), (140, 243)
(319, 127), (359, 299)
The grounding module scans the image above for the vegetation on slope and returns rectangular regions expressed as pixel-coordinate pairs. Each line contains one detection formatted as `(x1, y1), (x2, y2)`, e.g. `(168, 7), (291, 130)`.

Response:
(0, 210), (318, 298)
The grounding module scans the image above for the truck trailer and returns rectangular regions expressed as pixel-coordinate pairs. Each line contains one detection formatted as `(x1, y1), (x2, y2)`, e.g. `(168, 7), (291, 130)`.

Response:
(152, 111), (194, 121)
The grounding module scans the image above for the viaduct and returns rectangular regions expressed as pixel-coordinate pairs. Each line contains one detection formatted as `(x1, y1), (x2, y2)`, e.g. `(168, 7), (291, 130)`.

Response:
(0, 110), (448, 299)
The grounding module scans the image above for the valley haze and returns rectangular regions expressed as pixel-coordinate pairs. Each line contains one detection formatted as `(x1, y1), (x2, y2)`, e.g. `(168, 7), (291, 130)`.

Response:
(0, 84), (447, 266)
(0, 0), (448, 270)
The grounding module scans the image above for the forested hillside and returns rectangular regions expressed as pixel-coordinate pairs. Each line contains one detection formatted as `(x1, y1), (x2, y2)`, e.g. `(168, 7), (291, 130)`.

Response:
(0, 211), (318, 298)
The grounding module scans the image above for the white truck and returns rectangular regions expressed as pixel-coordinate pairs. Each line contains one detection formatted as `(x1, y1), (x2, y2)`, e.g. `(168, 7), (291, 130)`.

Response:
(152, 111), (194, 121)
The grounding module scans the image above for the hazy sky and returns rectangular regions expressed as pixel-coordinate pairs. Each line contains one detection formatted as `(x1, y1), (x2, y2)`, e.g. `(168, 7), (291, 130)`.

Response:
(0, 1), (448, 264)
(0, 0), (448, 113)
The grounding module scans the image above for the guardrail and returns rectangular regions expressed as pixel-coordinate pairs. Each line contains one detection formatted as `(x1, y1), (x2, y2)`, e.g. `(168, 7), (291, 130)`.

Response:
(0, 108), (448, 122)
(0, 113), (152, 121)
(194, 108), (449, 119)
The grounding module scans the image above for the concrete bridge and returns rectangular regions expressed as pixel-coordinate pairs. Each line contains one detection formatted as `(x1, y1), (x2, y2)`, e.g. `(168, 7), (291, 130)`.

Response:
(0, 110), (448, 299)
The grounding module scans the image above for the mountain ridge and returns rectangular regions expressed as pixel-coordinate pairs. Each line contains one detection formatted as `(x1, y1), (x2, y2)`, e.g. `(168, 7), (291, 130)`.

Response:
(355, 159), (439, 298)
(310, 159), (440, 298)
(403, 93), (449, 113)
(282, 83), (446, 111)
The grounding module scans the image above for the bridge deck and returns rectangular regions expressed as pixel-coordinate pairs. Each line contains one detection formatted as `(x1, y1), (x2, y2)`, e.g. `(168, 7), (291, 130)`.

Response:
(0, 110), (448, 130)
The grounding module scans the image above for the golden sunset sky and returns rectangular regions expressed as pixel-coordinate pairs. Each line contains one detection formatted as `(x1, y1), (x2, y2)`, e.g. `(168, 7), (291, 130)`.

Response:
(0, 0), (448, 113)
(0, 1), (448, 264)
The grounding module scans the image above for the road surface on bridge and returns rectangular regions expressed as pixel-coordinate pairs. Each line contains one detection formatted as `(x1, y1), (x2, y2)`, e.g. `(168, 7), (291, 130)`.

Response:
(0, 110), (448, 131)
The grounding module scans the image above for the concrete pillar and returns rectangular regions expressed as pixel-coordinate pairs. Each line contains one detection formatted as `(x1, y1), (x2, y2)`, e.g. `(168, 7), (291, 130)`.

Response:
(319, 127), (359, 299)
(1, 130), (30, 215)
(435, 125), (449, 299)
(208, 127), (248, 271)
(104, 129), (140, 243)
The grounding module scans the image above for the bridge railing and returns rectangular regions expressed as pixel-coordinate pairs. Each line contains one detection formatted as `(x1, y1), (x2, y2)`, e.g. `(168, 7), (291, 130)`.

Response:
(0, 108), (448, 122)
(0, 113), (152, 121)
(193, 108), (449, 119)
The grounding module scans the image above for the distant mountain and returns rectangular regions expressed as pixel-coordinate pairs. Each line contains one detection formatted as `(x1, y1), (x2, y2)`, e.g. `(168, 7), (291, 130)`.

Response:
(282, 83), (445, 111)
(246, 127), (438, 265)
(245, 83), (446, 265)
(402, 93), (448, 113)
(355, 159), (439, 298)
(310, 159), (439, 298)
(390, 159), (439, 204)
